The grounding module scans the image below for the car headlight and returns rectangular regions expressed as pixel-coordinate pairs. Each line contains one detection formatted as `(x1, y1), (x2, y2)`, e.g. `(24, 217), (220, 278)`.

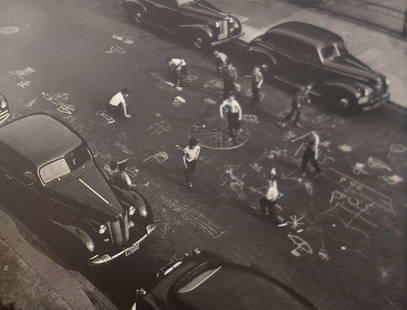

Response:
(129, 206), (136, 216)
(358, 97), (369, 104)
(0, 100), (7, 109)
(385, 77), (390, 86)
(215, 21), (220, 27)
(362, 87), (372, 96)
(98, 224), (107, 234)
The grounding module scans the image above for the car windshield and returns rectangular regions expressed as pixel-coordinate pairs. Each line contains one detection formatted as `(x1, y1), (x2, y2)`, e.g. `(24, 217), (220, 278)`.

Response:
(39, 146), (91, 184)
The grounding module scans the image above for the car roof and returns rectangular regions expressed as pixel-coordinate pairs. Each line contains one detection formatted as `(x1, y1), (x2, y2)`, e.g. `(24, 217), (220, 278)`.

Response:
(267, 21), (342, 48)
(174, 262), (318, 310)
(0, 113), (83, 167)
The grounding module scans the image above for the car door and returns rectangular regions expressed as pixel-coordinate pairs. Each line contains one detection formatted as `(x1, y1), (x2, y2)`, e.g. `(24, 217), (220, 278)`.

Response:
(0, 152), (43, 210)
(263, 33), (298, 82)
(292, 41), (324, 86)
(144, 0), (180, 30)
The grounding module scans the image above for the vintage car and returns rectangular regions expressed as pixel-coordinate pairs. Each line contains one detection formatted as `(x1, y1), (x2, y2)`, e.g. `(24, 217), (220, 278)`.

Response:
(121, 0), (243, 49)
(131, 249), (319, 310)
(0, 92), (9, 125)
(0, 113), (156, 265)
(247, 22), (390, 113)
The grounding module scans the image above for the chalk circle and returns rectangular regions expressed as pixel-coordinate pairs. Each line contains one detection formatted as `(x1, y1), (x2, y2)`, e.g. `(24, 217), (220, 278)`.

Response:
(0, 26), (20, 35)
(188, 117), (249, 150)
(242, 114), (259, 124)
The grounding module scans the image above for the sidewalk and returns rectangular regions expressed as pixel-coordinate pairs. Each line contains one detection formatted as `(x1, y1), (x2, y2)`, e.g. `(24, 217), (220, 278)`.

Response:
(211, 0), (407, 108)
(0, 208), (118, 310)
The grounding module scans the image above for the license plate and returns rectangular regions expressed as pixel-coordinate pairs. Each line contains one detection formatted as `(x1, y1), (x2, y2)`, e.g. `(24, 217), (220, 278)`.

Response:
(125, 243), (139, 257)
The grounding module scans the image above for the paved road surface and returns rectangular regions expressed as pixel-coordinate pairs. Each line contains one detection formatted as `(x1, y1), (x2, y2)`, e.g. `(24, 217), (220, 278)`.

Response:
(0, 0), (406, 309)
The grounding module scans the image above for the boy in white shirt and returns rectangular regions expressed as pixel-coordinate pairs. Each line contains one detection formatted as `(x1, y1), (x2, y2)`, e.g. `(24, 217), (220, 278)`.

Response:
(259, 168), (285, 226)
(181, 137), (200, 189)
(107, 88), (132, 119)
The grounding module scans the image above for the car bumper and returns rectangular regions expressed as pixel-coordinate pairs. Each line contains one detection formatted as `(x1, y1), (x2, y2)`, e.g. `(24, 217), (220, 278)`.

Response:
(87, 223), (157, 265)
(210, 32), (244, 46)
(361, 92), (389, 111)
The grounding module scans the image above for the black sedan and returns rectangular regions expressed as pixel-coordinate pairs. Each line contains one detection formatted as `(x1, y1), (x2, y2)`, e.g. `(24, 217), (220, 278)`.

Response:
(247, 22), (390, 113)
(131, 249), (319, 310)
(121, 0), (243, 49)
(0, 113), (156, 265)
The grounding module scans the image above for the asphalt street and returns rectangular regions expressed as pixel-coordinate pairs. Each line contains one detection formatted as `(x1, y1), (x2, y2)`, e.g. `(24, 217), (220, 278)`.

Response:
(0, 0), (406, 309)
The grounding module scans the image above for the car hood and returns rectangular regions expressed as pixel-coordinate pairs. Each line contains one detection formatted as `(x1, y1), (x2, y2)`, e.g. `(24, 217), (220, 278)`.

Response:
(47, 165), (123, 221)
(179, 0), (226, 23)
(324, 54), (385, 85)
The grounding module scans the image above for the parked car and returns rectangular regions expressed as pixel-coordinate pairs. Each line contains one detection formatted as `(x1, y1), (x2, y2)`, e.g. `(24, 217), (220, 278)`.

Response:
(0, 92), (9, 125)
(121, 0), (243, 49)
(131, 249), (319, 310)
(247, 21), (390, 113)
(0, 113), (156, 265)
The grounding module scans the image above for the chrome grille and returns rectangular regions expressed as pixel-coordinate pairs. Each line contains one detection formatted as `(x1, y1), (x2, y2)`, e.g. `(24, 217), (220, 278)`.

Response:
(218, 20), (228, 40)
(109, 220), (123, 246)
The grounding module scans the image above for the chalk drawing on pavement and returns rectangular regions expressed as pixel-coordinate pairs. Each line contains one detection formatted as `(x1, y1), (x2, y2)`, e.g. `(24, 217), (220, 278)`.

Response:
(282, 130), (297, 142)
(288, 234), (313, 257)
(387, 143), (406, 160)
(106, 45), (126, 54)
(158, 194), (225, 238)
(352, 163), (369, 176)
(249, 162), (263, 173)
(203, 97), (217, 105)
(10, 67), (35, 79)
(203, 79), (223, 89)
(242, 114), (259, 123)
(378, 174), (403, 186)
(112, 34), (135, 45)
(338, 144), (352, 152)
(142, 151), (169, 164)
(286, 215), (304, 230)
(172, 96), (186, 107)
(24, 97), (37, 108)
(367, 157), (392, 172)
(145, 120), (172, 135)
(57, 104), (74, 115)
(0, 26), (20, 35)
(218, 164), (246, 200)
(96, 110), (115, 124)
(259, 147), (288, 160)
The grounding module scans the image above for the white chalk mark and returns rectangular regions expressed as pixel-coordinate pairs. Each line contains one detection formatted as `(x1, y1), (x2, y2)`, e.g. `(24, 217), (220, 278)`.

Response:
(158, 194), (225, 238)
(367, 157), (392, 172)
(290, 133), (309, 143)
(288, 234), (313, 256)
(249, 163), (263, 173)
(318, 248), (329, 261)
(282, 130), (297, 142)
(145, 120), (172, 135)
(203, 79), (223, 89)
(294, 143), (305, 157)
(112, 34), (134, 45)
(172, 96), (186, 107)
(304, 182), (313, 195)
(0, 26), (20, 35)
(379, 174), (403, 185)
(286, 215), (304, 230)
(10, 67), (35, 78)
(352, 163), (369, 176)
(142, 151), (169, 164)
(96, 110), (115, 124)
(242, 114), (259, 123)
(56, 104), (74, 115)
(338, 144), (352, 152)
(106, 45), (126, 54)
(218, 165), (246, 200)
(203, 98), (217, 105)
(17, 80), (30, 88)
(387, 143), (406, 159)
(25, 97), (37, 108)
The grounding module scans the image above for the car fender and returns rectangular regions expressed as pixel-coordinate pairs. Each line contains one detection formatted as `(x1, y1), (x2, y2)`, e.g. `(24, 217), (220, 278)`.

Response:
(121, 0), (147, 14)
(178, 24), (213, 39)
(321, 80), (359, 99)
(247, 45), (277, 65)
(51, 220), (95, 253)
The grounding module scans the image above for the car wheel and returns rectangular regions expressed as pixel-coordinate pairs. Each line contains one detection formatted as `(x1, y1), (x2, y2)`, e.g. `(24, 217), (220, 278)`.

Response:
(337, 97), (354, 115)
